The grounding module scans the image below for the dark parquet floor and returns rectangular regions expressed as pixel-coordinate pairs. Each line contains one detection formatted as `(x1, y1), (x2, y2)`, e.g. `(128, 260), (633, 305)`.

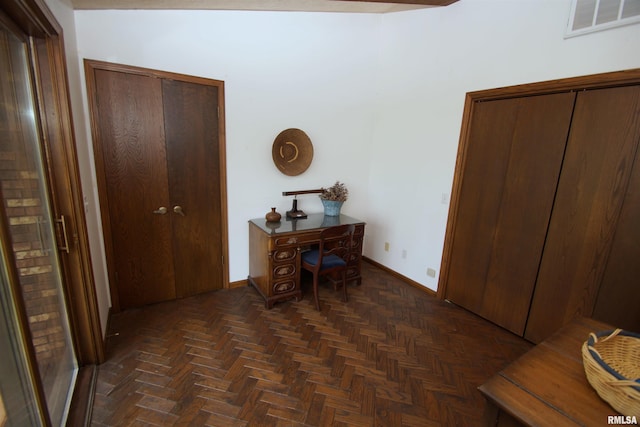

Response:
(91, 261), (532, 426)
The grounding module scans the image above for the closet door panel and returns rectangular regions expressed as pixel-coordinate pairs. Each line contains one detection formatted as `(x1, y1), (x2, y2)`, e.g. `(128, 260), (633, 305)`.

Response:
(525, 85), (640, 343)
(593, 142), (640, 332)
(445, 99), (519, 313)
(163, 80), (224, 297)
(445, 93), (575, 334)
(478, 93), (576, 334)
(94, 70), (176, 309)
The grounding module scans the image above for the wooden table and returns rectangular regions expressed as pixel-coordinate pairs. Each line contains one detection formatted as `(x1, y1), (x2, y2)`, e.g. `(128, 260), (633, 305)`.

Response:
(479, 317), (619, 426)
(248, 213), (365, 309)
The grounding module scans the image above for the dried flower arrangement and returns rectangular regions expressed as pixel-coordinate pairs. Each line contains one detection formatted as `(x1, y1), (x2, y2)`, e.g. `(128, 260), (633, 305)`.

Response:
(320, 181), (349, 202)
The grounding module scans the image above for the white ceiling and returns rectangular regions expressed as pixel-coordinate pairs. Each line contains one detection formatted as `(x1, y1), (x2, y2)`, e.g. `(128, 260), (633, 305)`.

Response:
(69, 0), (452, 14)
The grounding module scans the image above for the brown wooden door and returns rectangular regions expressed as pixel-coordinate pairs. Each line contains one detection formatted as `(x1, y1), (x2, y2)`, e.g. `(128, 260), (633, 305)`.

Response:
(524, 85), (640, 342)
(444, 92), (576, 335)
(94, 69), (176, 308)
(163, 79), (224, 298)
(89, 64), (225, 310)
(593, 131), (640, 332)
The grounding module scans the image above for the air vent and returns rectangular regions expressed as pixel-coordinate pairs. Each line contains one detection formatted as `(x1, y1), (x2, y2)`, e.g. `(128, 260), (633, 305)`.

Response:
(566, 0), (640, 37)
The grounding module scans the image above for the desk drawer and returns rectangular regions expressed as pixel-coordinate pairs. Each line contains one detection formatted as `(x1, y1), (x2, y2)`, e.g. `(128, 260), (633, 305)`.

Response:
(273, 263), (296, 279)
(273, 248), (296, 262)
(273, 279), (296, 294)
(274, 231), (319, 247)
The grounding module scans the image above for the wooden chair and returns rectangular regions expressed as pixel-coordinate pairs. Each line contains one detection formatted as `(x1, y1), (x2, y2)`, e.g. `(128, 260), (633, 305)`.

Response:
(301, 224), (355, 311)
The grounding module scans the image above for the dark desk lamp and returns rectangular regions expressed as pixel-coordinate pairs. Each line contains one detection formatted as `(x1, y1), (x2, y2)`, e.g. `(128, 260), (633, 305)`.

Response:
(282, 189), (323, 219)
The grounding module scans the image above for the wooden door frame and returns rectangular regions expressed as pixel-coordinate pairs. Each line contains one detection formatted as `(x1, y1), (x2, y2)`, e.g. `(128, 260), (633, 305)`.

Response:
(84, 59), (230, 312)
(437, 68), (640, 301)
(1, 0), (104, 366)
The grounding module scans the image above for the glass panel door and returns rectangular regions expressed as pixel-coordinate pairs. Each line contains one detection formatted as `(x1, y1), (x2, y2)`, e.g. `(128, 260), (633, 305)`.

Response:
(0, 244), (42, 427)
(0, 16), (78, 427)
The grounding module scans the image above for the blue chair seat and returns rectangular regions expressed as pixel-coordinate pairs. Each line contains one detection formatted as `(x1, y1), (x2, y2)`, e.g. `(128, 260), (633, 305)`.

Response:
(302, 250), (347, 270)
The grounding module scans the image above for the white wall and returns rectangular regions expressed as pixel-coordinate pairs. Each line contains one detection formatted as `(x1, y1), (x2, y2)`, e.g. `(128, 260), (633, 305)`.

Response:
(46, 0), (640, 335)
(369, 0), (640, 290)
(73, 10), (381, 289)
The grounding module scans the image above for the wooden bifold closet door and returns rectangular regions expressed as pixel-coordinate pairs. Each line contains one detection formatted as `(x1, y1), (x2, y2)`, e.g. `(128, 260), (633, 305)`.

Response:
(442, 71), (640, 343)
(524, 84), (640, 342)
(443, 92), (576, 336)
(87, 61), (226, 310)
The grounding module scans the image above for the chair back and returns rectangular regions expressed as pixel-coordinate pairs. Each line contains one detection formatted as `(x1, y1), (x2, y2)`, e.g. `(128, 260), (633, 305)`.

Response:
(317, 223), (355, 264)
(301, 223), (356, 310)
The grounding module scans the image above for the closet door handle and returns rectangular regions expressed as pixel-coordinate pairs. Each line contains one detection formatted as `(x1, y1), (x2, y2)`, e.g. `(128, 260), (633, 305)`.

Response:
(173, 205), (185, 216)
(153, 207), (168, 215)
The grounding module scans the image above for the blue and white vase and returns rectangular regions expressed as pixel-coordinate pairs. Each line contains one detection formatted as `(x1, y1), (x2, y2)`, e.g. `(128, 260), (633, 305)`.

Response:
(321, 200), (344, 217)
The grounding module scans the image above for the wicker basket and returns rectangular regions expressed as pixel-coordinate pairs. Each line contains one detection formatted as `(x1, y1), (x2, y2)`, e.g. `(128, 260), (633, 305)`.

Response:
(582, 329), (640, 417)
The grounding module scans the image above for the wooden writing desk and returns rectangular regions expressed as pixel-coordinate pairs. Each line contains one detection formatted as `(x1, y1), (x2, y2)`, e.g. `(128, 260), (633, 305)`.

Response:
(479, 317), (618, 426)
(248, 213), (365, 309)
